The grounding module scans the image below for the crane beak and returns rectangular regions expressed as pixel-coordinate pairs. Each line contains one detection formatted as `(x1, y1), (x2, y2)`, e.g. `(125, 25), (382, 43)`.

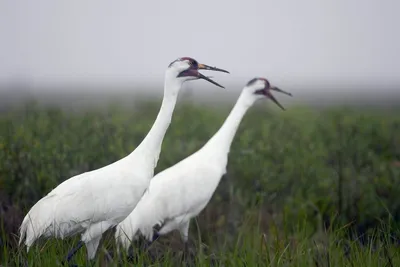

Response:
(197, 63), (229, 88)
(178, 63), (229, 88)
(198, 63), (230, 74)
(270, 86), (292, 97)
(260, 86), (292, 111)
(197, 72), (225, 88)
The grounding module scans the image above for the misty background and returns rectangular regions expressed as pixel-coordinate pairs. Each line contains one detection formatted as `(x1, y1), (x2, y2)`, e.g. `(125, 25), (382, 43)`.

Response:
(0, 0), (399, 108)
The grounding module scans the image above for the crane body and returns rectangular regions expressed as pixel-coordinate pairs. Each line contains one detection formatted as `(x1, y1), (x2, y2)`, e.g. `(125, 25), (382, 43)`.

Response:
(20, 156), (151, 259)
(115, 77), (292, 252)
(18, 57), (229, 262)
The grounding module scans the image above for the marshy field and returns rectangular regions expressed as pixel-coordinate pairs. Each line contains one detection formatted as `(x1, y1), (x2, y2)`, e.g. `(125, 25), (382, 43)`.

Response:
(0, 96), (399, 266)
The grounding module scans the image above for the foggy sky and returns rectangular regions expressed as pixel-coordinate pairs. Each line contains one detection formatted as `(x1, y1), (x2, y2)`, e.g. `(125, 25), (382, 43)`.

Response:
(0, 0), (399, 97)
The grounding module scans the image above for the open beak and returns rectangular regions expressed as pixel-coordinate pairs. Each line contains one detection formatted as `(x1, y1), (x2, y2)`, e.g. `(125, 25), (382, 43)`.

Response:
(197, 63), (229, 88)
(265, 86), (292, 111)
(270, 86), (292, 96)
(197, 72), (226, 88)
(178, 63), (229, 88)
(198, 63), (230, 74)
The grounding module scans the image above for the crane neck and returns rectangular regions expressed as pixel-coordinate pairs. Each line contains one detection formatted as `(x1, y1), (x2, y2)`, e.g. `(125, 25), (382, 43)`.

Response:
(203, 91), (252, 156)
(130, 74), (181, 168)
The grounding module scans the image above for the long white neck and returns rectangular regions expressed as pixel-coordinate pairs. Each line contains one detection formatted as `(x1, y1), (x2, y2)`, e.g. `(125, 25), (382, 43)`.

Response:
(203, 90), (253, 156)
(129, 73), (181, 168)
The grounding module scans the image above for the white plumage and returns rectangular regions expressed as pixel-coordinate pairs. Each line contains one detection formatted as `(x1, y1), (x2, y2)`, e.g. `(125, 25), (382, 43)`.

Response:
(115, 77), (292, 251)
(18, 57), (229, 261)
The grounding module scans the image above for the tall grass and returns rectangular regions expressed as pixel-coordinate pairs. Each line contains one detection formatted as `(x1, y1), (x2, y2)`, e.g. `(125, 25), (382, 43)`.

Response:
(0, 99), (399, 266)
(2, 209), (399, 266)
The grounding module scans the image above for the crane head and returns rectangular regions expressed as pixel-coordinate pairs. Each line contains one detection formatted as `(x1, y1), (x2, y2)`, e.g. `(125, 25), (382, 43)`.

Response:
(246, 77), (292, 110)
(168, 57), (229, 88)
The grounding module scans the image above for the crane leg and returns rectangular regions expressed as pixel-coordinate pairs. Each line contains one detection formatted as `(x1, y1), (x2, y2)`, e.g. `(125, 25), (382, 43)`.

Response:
(178, 221), (192, 264)
(152, 231), (160, 242)
(181, 241), (192, 264)
(85, 236), (101, 261)
(178, 220), (190, 243)
(63, 240), (84, 264)
(142, 230), (160, 251)
(125, 244), (140, 263)
(158, 219), (180, 236)
(144, 219), (178, 249)
(124, 231), (159, 264)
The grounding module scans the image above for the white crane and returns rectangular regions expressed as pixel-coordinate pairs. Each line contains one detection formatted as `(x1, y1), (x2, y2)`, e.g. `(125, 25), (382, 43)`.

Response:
(18, 57), (229, 264)
(114, 77), (292, 255)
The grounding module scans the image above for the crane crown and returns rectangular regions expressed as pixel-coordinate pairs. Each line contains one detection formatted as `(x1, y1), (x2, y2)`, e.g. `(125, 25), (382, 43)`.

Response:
(168, 57), (198, 69)
(246, 77), (270, 89)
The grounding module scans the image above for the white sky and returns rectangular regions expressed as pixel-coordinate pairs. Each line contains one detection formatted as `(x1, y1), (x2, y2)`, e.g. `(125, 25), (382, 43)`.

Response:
(0, 0), (399, 95)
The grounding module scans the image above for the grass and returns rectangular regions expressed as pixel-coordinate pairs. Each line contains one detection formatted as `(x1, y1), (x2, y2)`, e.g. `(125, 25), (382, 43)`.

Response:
(0, 98), (400, 266)
(2, 211), (399, 266)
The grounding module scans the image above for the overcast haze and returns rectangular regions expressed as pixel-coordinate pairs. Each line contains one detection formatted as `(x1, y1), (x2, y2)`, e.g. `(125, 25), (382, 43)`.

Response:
(0, 0), (399, 103)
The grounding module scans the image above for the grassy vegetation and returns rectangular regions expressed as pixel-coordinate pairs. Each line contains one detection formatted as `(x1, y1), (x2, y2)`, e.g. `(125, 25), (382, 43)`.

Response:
(0, 98), (399, 266)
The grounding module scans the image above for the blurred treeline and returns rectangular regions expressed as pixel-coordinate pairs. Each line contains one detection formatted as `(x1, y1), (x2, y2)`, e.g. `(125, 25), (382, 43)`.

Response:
(0, 99), (399, 249)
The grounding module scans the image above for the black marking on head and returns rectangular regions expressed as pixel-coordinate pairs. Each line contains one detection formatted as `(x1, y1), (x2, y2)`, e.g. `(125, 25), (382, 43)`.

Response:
(168, 57), (198, 68)
(246, 78), (259, 87)
(168, 59), (179, 68)
(247, 77), (270, 88)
